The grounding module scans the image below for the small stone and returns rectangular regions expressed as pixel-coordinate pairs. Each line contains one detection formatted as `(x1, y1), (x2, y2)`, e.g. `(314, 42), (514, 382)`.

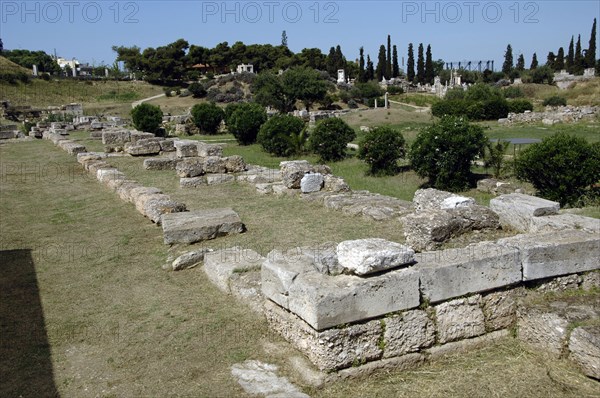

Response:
(300, 173), (324, 193)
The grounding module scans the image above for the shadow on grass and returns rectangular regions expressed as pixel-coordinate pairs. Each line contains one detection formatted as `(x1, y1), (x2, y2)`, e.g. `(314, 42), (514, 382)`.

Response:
(0, 249), (59, 397)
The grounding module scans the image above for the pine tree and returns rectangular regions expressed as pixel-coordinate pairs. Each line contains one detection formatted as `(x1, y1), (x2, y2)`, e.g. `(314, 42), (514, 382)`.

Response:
(425, 44), (434, 84)
(416, 43), (425, 84)
(407, 43), (415, 82)
(386, 34), (392, 79)
(376, 45), (387, 81)
(359, 47), (366, 83)
(586, 18), (597, 68)
(366, 55), (375, 81)
(530, 53), (538, 70)
(392, 45), (399, 78)
(566, 36), (575, 72)
(546, 52), (556, 69)
(502, 44), (514, 75)
(516, 54), (525, 71)
(555, 47), (565, 70)
(281, 30), (288, 47)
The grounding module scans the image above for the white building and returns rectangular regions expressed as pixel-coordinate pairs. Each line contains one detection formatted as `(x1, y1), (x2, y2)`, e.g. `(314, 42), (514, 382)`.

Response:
(236, 64), (254, 74)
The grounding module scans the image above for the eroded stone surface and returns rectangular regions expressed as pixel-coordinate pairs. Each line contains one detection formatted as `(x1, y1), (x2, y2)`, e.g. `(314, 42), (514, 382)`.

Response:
(204, 247), (265, 293)
(490, 193), (560, 232)
(231, 359), (309, 397)
(162, 209), (245, 244)
(336, 239), (415, 276)
(172, 249), (210, 271)
(300, 173), (324, 193)
(569, 326), (600, 379)
(383, 310), (435, 358)
(281, 160), (312, 189)
(434, 295), (486, 344)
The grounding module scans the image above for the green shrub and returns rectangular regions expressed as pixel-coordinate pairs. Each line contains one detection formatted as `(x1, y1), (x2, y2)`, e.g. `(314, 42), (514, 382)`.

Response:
(543, 95), (567, 107)
(347, 99), (358, 109)
(507, 99), (534, 114)
(484, 140), (510, 178)
(444, 87), (466, 100)
(503, 86), (525, 99)
(163, 87), (172, 97)
(257, 115), (306, 156)
(224, 103), (242, 125)
(227, 103), (267, 145)
(351, 82), (384, 100)
(309, 118), (356, 162)
(358, 127), (406, 175)
(191, 102), (224, 134)
(387, 86), (404, 95)
(409, 116), (487, 191)
(464, 83), (503, 102)
(481, 98), (510, 120)
(516, 133), (600, 206)
(188, 82), (207, 98)
(130, 103), (163, 134)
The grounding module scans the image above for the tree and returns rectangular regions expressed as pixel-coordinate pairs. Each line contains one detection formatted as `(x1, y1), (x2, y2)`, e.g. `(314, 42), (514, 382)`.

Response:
(3, 49), (61, 74)
(416, 43), (425, 84)
(407, 43), (415, 83)
(376, 45), (387, 81)
(484, 140), (510, 178)
(191, 102), (224, 134)
(409, 116), (487, 191)
(574, 34), (584, 74)
(566, 36), (575, 72)
(555, 47), (565, 70)
(516, 133), (600, 206)
(309, 118), (356, 162)
(281, 30), (288, 47)
(0, 38), (3, 54)
(131, 103), (163, 134)
(227, 102), (267, 145)
(530, 53), (539, 70)
(516, 54), (525, 71)
(502, 44), (514, 75)
(425, 44), (434, 84)
(546, 52), (556, 69)
(392, 45), (400, 78)
(366, 55), (375, 81)
(257, 114), (306, 157)
(586, 18), (597, 68)
(188, 82), (206, 98)
(358, 127), (406, 175)
(281, 66), (328, 111)
(386, 35), (392, 79)
(252, 72), (293, 113)
(358, 47), (366, 83)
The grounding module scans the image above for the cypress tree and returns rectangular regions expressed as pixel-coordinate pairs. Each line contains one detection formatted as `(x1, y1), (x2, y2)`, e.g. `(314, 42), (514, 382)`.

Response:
(366, 55), (375, 81)
(566, 36), (575, 72)
(376, 45), (387, 81)
(502, 44), (514, 75)
(358, 47), (365, 82)
(392, 45), (399, 78)
(407, 43), (415, 83)
(586, 18), (597, 68)
(416, 43), (425, 84)
(555, 47), (565, 70)
(386, 34), (392, 79)
(425, 44), (434, 84)
(530, 53), (538, 70)
(516, 54), (525, 71)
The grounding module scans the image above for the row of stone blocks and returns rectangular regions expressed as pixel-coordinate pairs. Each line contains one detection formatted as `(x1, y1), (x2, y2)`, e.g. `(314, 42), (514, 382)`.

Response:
(43, 134), (245, 245)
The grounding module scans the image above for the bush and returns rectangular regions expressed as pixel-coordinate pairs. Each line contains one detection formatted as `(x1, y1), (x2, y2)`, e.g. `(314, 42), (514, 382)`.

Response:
(257, 115), (306, 157)
(130, 103), (163, 134)
(351, 82), (384, 100)
(227, 102), (267, 145)
(503, 86), (525, 98)
(309, 118), (356, 162)
(516, 133), (600, 206)
(191, 102), (224, 134)
(484, 140), (510, 178)
(163, 87), (172, 97)
(444, 87), (466, 100)
(224, 103), (242, 126)
(507, 99), (534, 114)
(188, 82), (206, 98)
(409, 116), (487, 191)
(543, 95), (567, 107)
(387, 86), (404, 95)
(347, 99), (358, 109)
(358, 127), (406, 175)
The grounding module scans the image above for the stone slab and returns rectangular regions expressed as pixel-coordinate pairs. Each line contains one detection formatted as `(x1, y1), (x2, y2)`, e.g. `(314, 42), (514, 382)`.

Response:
(174, 140), (198, 158)
(498, 230), (600, 281)
(568, 326), (600, 379)
(415, 242), (521, 303)
(143, 158), (179, 170)
(203, 247), (265, 293)
(300, 173), (324, 193)
(262, 249), (420, 330)
(337, 238), (415, 276)
(490, 193), (560, 232)
(206, 173), (235, 185)
(161, 208), (245, 245)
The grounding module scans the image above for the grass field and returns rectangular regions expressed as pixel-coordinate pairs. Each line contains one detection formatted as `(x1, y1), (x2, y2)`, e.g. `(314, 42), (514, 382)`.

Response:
(2, 136), (600, 397)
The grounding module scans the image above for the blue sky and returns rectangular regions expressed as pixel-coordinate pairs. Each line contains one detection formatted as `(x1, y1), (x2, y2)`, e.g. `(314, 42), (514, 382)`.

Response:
(1, 1), (598, 70)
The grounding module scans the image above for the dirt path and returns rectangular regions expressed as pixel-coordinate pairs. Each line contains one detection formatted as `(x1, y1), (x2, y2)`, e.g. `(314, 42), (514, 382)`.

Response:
(132, 93), (166, 108)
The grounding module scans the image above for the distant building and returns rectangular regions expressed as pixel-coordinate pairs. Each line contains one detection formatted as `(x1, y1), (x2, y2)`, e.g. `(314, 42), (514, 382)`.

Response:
(236, 64), (254, 74)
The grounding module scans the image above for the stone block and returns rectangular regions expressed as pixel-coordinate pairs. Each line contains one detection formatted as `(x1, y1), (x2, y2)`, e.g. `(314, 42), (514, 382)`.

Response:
(174, 140), (198, 158)
(529, 213), (600, 234)
(161, 208), (245, 245)
(203, 156), (226, 174)
(171, 249), (210, 271)
(490, 193), (560, 232)
(434, 295), (486, 344)
(280, 160), (312, 189)
(176, 158), (204, 178)
(197, 142), (223, 157)
(256, 183), (274, 195)
(337, 238), (415, 276)
(143, 158), (179, 170)
(300, 173), (324, 193)
(323, 175), (350, 193)
(115, 181), (142, 202)
(129, 132), (155, 143)
(102, 131), (130, 145)
(96, 169), (126, 184)
(262, 249), (420, 330)
(415, 242), (521, 303)
(203, 247), (265, 293)
(481, 290), (517, 331)
(498, 230), (600, 281)
(223, 155), (246, 173)
(383, 310), (435, 358)
(125, 140), (161, 156)
(207, 173), (234, 185)
(142, 195), (187, 224)
(180, 177), (207, 188)
(129, 186), (162, 205)
(568, 326), (600, 379)
(427, 330), (509, 360)
(159, 139), (175, 152)
(264, 300), (383, 371)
